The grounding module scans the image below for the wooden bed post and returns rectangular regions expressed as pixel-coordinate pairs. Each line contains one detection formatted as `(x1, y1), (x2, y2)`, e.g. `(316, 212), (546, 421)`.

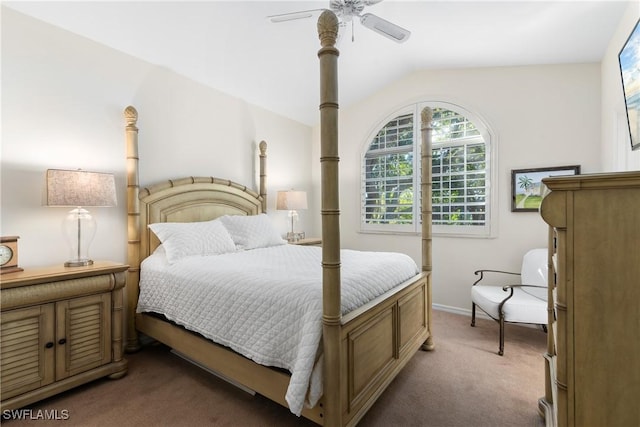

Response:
(124, 105), (141, 353)
(259, 140), (267, 212)
(420, 107), (435, 351)
(318, 10), (341, 427)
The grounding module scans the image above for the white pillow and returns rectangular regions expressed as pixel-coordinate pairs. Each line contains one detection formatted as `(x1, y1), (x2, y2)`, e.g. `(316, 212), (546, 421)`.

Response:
(148, 219), (236, 264)
(219, 214), (286, 250)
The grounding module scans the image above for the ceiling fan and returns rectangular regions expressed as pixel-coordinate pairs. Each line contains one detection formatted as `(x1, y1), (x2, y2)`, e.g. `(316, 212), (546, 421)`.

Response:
(268, 0), (411, 44)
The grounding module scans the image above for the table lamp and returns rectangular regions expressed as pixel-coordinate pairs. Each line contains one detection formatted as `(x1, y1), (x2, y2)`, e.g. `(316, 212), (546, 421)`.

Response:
(46, 169), (117, 267)
(276, 190), (307, 242)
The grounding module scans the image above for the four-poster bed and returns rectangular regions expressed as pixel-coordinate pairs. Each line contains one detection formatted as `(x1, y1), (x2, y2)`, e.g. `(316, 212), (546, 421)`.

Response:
(124, 11), (434, 426)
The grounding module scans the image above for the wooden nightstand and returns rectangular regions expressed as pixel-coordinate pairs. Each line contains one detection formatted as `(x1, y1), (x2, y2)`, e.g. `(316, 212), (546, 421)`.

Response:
(0, 261), (129, 411)
(290, 238), (322, 246)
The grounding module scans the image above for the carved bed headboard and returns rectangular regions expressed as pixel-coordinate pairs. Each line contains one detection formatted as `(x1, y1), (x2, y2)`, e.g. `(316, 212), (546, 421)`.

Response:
(138, 177), (264, 258)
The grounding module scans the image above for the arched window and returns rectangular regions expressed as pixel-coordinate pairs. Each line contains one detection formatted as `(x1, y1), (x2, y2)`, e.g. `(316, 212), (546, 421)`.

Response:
(361, 102), (495, 237)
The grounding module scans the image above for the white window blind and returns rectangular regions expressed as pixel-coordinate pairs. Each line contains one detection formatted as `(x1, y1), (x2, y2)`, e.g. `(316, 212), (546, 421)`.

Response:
(362, 113), (415, 226)
(431, 108), (487, 227)
(361, 103), (493, 237)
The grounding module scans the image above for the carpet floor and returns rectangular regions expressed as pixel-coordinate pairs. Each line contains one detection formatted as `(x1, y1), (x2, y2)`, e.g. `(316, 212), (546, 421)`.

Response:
(3, 310), (547, 427)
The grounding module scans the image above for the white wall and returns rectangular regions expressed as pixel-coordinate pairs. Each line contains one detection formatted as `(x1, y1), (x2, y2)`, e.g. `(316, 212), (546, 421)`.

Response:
(601, 2), (640, 171)
(1, 8), (313, 268)
(312, 63), (603, 312)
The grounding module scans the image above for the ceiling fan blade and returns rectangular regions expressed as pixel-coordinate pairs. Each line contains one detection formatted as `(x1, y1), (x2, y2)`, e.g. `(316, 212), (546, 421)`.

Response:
(267, 9), (322, 23)
(359, 13), (410, 43)
(363, 0), (384, 5)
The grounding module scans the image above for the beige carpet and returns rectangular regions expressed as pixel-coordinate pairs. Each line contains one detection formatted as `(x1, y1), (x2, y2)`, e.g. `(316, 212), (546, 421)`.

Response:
(3, 310), (547, 427)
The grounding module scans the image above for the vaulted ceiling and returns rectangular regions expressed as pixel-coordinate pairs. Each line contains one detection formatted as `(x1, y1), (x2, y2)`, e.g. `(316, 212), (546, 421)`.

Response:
(4, 1), (631, 125)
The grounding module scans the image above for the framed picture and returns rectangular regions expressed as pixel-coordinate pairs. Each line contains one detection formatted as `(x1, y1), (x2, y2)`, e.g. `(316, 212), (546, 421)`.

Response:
(511, 165), (580, 212)
(619, 18), (640, 151)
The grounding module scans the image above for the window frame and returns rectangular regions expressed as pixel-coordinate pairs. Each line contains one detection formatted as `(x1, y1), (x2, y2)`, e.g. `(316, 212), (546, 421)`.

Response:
(360, 101), (497, 238)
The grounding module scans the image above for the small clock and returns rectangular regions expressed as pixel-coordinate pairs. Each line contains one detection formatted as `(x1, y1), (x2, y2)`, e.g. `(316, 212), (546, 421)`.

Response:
(0, 236), (24, 274)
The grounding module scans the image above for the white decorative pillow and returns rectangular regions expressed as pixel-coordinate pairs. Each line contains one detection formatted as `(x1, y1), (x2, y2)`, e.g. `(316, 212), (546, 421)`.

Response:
(148, 219), (236, 264)
(219, 214), (286, 250)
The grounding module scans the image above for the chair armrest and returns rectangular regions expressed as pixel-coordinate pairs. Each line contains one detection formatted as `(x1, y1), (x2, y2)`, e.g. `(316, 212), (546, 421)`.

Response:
(502, 284), (547, 301)
(495, 283), (547, 306)
(502, 284), (546, 290)
(472, 269), (520, 287)
(485, 284), (548, 315)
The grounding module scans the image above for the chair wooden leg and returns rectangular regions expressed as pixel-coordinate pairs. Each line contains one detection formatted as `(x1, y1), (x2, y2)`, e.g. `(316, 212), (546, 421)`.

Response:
(471, 303), (476, 327)
(499, 316), (505, 356)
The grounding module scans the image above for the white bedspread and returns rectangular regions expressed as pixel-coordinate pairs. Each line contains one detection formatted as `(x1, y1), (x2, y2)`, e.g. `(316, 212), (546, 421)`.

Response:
(137, 244), (419, 416)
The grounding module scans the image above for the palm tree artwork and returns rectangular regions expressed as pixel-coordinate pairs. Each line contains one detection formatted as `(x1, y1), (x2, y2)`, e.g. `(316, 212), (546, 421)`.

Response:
(512, 166), (580, 212)
(516, 175), (535, 209)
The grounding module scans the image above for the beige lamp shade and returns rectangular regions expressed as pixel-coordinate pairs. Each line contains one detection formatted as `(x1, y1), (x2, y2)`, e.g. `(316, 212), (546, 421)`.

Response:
(46, 169), (117, 207)
(276, 190), (307, 211)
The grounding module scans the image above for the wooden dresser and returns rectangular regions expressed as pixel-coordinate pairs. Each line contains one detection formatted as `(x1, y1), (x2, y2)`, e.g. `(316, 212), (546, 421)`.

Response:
(0, 262), (128, 411)
(538, 171), (640, 427)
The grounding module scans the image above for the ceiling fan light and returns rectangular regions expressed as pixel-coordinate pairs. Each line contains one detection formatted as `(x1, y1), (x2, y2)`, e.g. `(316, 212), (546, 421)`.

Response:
(360, 13), (411, 43)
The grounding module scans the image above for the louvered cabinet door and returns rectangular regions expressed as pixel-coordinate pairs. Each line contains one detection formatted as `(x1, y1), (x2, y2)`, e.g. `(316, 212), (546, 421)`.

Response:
(0, 304), (55, 400)
(55, 293), (111, 380)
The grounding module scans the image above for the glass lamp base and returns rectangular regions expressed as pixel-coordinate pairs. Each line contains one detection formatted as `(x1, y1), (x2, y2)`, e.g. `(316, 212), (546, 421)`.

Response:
(62, 207), (96, 268)
(65, 259), (94, 267)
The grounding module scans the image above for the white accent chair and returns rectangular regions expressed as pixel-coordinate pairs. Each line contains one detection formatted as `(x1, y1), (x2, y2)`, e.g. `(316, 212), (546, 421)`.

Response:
(471, 248), (548, 356)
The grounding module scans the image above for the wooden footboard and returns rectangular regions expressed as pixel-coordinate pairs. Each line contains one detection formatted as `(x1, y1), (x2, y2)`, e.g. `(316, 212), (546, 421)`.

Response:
(340, 273), (431, 426)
